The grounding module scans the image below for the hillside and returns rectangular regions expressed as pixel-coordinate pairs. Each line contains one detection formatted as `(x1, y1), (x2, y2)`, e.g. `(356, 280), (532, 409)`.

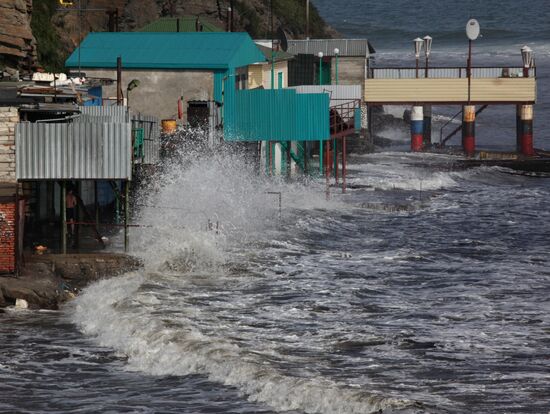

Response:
(1, 0), (336, 74)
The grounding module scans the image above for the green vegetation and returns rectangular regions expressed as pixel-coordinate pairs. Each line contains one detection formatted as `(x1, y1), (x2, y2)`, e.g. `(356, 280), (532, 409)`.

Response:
(271, 0), (329, 38)
(31, 0), (65, 72)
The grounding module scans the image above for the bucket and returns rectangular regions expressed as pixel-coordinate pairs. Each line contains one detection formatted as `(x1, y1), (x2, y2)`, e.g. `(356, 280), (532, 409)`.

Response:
(161, 119), (177, 133)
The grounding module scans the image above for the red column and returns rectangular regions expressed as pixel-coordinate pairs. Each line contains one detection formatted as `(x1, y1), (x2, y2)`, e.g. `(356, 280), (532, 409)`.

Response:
(462, 105), (476, 157)
(520, 105), (534, 156)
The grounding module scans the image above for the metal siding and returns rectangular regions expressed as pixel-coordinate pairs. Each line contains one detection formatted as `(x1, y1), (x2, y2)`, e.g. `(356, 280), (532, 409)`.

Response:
(16, 122), (132, 180)
(78, 106), (129, 122)
(364, 78), (536, 103)
(226, 89), (329, 141)
(287, 39), (373, 57)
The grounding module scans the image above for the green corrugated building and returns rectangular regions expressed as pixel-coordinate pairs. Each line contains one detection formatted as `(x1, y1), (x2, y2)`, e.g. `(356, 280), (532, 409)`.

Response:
(65, 32), (265, 123)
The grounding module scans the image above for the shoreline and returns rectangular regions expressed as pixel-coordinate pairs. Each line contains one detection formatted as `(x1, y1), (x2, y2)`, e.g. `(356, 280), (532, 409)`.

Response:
(0, 253), (141, 310)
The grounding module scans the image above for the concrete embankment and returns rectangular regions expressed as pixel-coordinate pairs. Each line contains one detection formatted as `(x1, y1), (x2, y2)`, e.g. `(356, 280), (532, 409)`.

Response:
(0, 253), (141, 310)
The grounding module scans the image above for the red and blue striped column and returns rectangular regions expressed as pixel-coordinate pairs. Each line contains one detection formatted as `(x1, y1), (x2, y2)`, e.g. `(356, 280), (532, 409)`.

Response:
(462, 105), (475, 156)
(520, 105), (534, 156)
(410, 106), (424, 152)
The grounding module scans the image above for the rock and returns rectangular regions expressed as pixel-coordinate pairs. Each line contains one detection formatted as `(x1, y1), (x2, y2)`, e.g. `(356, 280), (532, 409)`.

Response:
(0, 0), (37, 71)
(15, 298), (28, 308)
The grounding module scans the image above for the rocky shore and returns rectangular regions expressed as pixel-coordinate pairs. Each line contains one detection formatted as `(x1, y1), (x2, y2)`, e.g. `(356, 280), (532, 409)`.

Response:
(0, 253), (141, 310)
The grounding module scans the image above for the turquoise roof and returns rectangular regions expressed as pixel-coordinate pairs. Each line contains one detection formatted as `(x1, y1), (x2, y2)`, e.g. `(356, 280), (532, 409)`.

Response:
(66, 32), (266, 70)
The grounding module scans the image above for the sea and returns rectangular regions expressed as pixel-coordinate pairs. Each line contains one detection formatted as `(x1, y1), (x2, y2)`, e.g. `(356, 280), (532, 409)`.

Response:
(1, 1), (550, 413)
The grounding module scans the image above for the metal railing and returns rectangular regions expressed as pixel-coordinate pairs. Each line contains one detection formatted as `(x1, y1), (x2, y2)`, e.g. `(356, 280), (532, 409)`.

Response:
(370, 66), (536, 79)
(330, 99), (361, 138)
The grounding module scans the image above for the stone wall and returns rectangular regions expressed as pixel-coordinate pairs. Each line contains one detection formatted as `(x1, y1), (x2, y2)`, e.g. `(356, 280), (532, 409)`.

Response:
(0, 107), (18, 183)
(0, 198), (16, 274)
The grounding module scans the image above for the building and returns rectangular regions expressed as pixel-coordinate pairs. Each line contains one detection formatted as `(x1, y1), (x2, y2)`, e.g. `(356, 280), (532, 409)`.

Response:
(286, 39), (375, 87)
(248, 45), (294, 90)
(65, 32), (266, 123)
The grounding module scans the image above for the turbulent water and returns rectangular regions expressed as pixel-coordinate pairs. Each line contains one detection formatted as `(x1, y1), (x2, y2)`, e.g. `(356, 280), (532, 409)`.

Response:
(2, 2), (550, 413)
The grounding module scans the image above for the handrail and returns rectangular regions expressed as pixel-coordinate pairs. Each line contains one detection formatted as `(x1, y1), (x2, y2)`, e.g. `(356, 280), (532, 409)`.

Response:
(439, 109), (463, 146)
(369, 66), (536, 79)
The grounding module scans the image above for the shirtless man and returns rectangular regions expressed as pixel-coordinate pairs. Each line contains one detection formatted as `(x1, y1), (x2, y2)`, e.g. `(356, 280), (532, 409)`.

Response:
(66, 189), (77, 236)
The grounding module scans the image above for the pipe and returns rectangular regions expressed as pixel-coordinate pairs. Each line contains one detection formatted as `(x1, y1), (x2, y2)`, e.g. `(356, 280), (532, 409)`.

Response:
(462, 105), (476, 157)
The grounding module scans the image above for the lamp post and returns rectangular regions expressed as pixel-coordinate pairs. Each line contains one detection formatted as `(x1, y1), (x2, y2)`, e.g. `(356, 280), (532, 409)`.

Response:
(423, 35), (432, 78)
(318, 51), (323, 85)
(126, 79), (140, 108)
(334, 48), (339, 85)
(413, 38), (423, 78)
(521, 45), (533, 78)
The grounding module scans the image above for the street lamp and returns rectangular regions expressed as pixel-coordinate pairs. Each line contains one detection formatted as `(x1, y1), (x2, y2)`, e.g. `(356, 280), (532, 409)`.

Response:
(318, 51), (324, 85)
(334, 48), (340, 85)
(413, 37), (423, 78)
(126, 79), (140, 107)
(423, 35), (432, 78)
(465, 19), (480, 103)
(521, 45), (533, 77)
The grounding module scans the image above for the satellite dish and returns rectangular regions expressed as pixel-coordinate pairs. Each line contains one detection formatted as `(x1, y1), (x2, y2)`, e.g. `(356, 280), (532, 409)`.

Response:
(466, 19), (480, 41)
(276, 27), (289, 52)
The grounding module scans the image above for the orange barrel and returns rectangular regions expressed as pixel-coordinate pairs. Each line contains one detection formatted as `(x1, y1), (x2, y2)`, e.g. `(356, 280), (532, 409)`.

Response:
(161, 119), (177, 133)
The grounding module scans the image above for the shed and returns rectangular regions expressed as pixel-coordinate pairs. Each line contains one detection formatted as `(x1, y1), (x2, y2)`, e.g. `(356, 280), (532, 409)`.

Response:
(65, 32), (266, 122)
(286, 39), (375, 87)
(248, 45), (294, 90)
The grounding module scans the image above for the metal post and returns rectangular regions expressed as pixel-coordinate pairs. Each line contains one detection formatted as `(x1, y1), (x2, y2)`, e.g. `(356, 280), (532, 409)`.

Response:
(319, 139), (323, 175)
(286, 140), (291, 179)
(268, 141), (273, 175)
(124, 180), (129, 252)
(342, 137), (347, 193)
(117, 56), (122, 105)
(94, 180), (99, 228)
(467, 39), (472, 103)
(271, 0), (274, 89)
(306, 0), (309, 39)
(415, 57), (419, 79)
(333, 138), (338, 183)
(61, 181), (67, 254)
(335, 52), (339, 85)
(317, 51), (324, 86)
(325, 140), (330, 199)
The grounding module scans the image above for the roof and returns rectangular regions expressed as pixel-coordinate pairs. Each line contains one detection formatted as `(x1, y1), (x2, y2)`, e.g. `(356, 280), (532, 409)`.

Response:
(255, 44), (294, 63)
(287, 39), (376, 57)
(65, 32), (266, 70)
(139, 16), (223, 33)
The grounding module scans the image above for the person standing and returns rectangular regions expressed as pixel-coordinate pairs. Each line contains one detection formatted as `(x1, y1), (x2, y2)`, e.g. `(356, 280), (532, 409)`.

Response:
(66, 189), (77, 237)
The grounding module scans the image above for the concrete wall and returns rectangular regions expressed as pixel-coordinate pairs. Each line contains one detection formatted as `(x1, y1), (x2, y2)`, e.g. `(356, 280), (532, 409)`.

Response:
(331, 57), (366, 86)
(83, 69), (214, 122)
(0, 107), (18, 183)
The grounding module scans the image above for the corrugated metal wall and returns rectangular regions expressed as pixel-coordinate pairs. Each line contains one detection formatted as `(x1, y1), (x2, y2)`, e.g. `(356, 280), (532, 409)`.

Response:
(287, 39), (373, 57)
(16, 122), (132, 180)
(225, 89), (329, 142)
(76, 106), (160, 165)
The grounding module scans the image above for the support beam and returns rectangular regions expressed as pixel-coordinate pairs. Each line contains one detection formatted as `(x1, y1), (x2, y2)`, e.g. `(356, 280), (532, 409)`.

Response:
(520, 104), (534, 156)
(423, 105), (432, 147)
(124, 180), (129, 252)
(61, 181), (67, 254)
(342, 137), (347, 193)
(462, 105), (476, 157)
(411, 106), (424, 152)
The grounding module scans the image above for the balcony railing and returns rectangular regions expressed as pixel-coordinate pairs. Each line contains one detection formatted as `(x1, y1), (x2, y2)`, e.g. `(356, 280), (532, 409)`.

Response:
(369, 66), (536, 79)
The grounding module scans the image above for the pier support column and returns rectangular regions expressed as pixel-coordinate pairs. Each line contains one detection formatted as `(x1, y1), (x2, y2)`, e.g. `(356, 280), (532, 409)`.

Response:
(423, 105), (432, 147)
(520, 105), (534, 157)
(462, 105), (476, 157)
(410, 106), (424, 152)
(516, 105), (522, 152)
